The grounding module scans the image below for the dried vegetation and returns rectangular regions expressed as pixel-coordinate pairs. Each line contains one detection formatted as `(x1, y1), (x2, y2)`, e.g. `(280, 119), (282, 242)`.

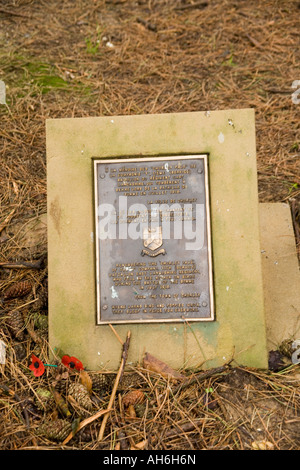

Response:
(0, 0), (300, 450)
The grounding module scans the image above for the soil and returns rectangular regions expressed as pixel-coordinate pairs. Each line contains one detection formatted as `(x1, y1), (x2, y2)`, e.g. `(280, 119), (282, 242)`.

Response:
(0, 0), (299, 451)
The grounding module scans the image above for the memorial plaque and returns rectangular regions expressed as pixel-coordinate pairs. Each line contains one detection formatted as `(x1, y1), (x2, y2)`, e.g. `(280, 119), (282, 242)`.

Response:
(94, 155), (214, 323)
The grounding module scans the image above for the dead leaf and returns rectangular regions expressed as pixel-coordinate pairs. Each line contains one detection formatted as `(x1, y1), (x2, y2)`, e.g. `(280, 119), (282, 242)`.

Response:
(80, 370), (93, 395)
(0, 228), (9, 243)
(61, 371), (69, 380)
(52, 388), (71, 418)
(131, 439), (148, 450)
(125, 404), (136, 418)
(143, 352), (185, 381)
(71, 417), (81, 436)
(5, 213), (47, 256)
(251, 440), (274, 450)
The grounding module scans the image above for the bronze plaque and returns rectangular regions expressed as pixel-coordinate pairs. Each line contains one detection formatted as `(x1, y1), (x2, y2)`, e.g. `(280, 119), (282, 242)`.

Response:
(94, 155), (214, 324)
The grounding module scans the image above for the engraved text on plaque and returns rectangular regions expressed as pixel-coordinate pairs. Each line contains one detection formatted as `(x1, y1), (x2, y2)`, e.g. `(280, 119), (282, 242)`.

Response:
(94, 155), (214, 323)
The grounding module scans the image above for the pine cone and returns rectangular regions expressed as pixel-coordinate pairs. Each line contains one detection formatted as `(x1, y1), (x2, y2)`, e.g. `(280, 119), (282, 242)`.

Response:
(135, 402), (147, 418)
(278, 339), (296, 359)
(118, 372), (145, 391)
(91, 373), (112, 394)
(7, 310), (25, 340)
(53, 378), (68, 395)
(35, 387), (54, 411)
(35, 284), (48, 311)
(37, 419), (72, 442)
(122, 390), (145, 408)
(68, 383), (94, 413)
(75, 425), (94, 443)
(12, 342), (27, 361)
(34, 314), (48, 332)
(51, 367), (70, 395)
(3, 280), (32, 300)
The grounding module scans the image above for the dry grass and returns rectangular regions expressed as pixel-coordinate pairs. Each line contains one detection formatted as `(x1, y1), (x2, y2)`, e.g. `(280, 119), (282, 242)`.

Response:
(0, 0), (300, 450)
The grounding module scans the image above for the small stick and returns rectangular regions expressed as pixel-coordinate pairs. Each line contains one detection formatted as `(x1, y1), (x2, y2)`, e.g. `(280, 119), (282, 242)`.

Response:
(0, 7), (32, 18)
(0, 259), (44, 270)
(174, 1), (208, 11)
(136, 17), (157, 32)
(109, 323), (124, 346)
(245, 34), (263, 50)
(0, 208), (16, 234)
(98, 331), (131, 442)
(172, 364), (230, 394)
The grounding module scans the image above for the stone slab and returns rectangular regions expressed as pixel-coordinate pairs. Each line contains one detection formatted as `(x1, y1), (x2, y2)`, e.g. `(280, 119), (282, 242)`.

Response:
(259, 203), (300, 349)
(46, 109), (268, 371)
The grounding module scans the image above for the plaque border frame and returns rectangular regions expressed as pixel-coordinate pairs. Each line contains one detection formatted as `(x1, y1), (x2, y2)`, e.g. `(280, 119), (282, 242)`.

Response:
(93, 154), (214, 324)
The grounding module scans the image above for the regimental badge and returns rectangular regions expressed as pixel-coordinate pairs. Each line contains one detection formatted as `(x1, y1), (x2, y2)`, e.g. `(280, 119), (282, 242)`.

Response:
(141, 227), (166, 257)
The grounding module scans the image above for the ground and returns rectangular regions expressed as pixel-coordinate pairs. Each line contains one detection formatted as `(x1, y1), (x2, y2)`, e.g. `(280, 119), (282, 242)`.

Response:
(0, 0), (300, 451)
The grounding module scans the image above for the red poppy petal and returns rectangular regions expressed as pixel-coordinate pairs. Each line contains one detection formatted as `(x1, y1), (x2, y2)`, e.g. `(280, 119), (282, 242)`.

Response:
(61, 355), (84, 371)
(33, 363), (45, 377)
(31, 353), (40, 363)
(61, 355), (71, 366)
(69, 357), (84, 371)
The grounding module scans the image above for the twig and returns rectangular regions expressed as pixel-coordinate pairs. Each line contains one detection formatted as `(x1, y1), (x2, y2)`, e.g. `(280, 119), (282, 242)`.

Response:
(172, 364), (230, 394)
(245, 34), (263, 50)
(0, 208), (16, 234)
(109, 323), (124, 346)
(136, 17), (157, 32)
(264, 88), (292, 94)
(0, 8), (32, 18)
(98, 331), (131, 442)
(0, 258), (45, 270)
(174, 1), (208, 11)
(165, 419), (202, 438)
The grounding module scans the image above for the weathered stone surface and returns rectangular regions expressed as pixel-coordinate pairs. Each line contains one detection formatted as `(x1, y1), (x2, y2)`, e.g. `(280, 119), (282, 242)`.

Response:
(260, 203), (300, 349)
